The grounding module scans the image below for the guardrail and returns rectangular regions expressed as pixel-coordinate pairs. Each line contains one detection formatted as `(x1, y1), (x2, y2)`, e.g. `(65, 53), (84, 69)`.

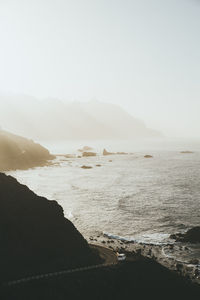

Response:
(3, 262), (116, 287)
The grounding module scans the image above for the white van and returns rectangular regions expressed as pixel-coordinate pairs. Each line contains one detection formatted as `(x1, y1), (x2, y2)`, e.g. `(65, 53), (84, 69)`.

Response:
(117, 253), (126, 261)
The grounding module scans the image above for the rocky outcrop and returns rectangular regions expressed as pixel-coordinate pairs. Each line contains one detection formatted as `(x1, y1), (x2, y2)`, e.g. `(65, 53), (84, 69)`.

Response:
(0, 173), (100, 282)
(103, 149), (128, 156)
(0, 130), (55, 171)
(78, 146), (93, 152)
(170, 227), (200, 243)
(116, 152), (128, 155)
(64, 154), (76, 158)
(82, 152), (96, 157)
(180, 151), (194, 154)
(103, 149), (114, 156)
(82, 146), (93, 151)
(81, 165), (93, 169)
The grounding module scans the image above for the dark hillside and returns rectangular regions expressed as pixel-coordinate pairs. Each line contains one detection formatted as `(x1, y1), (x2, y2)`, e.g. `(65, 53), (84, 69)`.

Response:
(0, 173), (100, 282)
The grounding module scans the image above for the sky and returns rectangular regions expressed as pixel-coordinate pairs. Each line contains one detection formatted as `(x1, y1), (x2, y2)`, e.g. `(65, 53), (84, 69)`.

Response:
(0, 0), (200, 138)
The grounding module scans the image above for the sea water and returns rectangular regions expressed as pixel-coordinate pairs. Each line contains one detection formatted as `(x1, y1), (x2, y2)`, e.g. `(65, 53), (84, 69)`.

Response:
(7, 138), (200, 263)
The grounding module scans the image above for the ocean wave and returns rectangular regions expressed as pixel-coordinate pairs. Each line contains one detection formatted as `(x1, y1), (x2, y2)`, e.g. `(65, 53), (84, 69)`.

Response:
(103, 232), (132, 242)
(103, 232), (172, 245)
(65, 211), (74, 220)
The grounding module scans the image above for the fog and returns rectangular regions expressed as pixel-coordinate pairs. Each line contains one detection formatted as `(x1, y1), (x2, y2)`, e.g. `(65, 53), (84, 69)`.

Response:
(0, 96), (160, 141)
(0, 0), (200, 138)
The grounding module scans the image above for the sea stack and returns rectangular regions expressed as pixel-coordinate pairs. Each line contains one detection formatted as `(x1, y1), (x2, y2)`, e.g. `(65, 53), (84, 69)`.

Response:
(103, 149), (114, 156)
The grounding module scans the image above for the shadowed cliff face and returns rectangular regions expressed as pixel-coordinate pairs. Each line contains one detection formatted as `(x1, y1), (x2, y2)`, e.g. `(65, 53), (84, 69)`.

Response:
(0, 130), (55, 171)
(0, 174), (100, 282)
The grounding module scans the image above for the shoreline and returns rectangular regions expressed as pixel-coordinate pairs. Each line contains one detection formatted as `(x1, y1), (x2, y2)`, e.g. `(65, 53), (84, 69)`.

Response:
(2, 243), (200, 299)
(87, 234), (200, 285)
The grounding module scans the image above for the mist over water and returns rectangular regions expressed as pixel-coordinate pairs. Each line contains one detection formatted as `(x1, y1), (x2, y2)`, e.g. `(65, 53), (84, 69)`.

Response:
(41, 138), (200, 154)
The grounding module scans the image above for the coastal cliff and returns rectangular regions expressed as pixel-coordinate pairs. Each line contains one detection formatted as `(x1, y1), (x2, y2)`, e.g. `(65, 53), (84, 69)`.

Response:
(0, 173), (100, 282)
(0, 173), (199, 299)
(0, 130), (55, 171)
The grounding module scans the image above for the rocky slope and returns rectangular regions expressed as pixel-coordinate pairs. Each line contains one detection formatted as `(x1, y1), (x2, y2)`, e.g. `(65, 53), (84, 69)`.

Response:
(0, 173), (100, 282)
(0, 130), (55, 171)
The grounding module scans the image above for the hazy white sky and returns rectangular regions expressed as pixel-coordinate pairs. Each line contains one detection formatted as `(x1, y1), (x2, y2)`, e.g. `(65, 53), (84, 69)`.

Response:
(0, 0), (200, 138)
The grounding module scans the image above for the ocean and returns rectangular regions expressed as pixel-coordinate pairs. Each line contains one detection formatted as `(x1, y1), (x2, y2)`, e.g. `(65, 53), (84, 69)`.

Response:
(7, 138), (200, 264)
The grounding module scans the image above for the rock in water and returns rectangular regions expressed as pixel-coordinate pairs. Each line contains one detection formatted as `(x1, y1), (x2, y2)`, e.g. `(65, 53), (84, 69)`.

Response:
(81, 165), (93, 169)
(103, 149), (114, 156)
(82, 146), (93, 151)
(170, 227), (200, 243)
(116, 152), (128, 155)
(82, 152), (96, 157)
(64, 154), (76, 158)
(78, 146), (93, 152)
(180, 151), (194, 154)
(0, 173), (100, 282)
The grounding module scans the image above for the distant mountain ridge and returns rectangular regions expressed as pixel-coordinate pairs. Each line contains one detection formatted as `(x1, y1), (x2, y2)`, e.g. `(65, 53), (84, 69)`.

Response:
(0, 95), (161, 140)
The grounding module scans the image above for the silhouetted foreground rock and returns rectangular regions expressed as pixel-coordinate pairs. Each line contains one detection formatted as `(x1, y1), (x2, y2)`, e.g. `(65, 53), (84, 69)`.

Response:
(2, 258), (200, 299)
(0, 130), (55, 171)
(0, 173), (100, 282)
(170, 227), (200, 243)
(1, 175), (200, 299)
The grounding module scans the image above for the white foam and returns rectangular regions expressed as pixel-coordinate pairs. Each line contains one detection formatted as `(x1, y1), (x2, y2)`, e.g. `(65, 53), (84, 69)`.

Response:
(66, 211), (74, 220)
(103, 232), (171, 245)
(103, 232), (132, 242)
